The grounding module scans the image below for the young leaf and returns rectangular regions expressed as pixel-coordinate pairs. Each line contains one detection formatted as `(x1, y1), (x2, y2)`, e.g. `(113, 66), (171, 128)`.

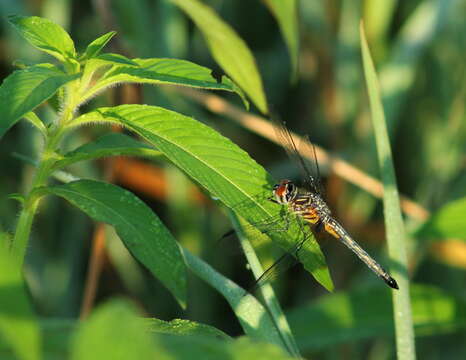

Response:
(71, 104), (333, 291)
(416, 197), (466, 241)
(53, 133), (163, 170)
(40, 179), (187, 308)
(80, 31), (117, 61)
(80, 57), (247, 108)
(262, 0), (299, 81)
(0, 243), (41, 360)
(0, 64), (78, 139)
(171, 0), (268, 114)
(8, 15), (76, 62)
(71, 299), (161, 360)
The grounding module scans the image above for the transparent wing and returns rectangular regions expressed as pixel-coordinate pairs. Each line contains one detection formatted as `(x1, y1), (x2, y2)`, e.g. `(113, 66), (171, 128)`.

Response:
(269, 114), (321, 194)
(247, 231), (312, 294)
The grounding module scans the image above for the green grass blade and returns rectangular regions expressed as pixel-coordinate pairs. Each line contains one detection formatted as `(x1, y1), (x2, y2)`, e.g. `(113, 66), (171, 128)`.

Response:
(40, 179), (187, 308)
(171, 0), (268, 114)
(181, 248), (288, 350)
(230, 213), (301, 357)
(262, 0), (299, 81)
(360, 22), (416, 359)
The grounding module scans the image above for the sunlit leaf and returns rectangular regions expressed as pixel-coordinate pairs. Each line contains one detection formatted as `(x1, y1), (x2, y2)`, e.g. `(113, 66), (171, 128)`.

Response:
(80, 31), (116, 60)
(71, 104), (333, 291)
(0, 64), (78, 139)
(80, 56), (247, 107)
(8, 15), (76, 62)
(171, 0), (267, 114)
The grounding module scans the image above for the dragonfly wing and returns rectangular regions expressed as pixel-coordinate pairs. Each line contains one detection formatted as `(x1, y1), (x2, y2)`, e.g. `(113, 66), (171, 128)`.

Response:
(269, 114), (321, 194)
(246, 231), (311, 294)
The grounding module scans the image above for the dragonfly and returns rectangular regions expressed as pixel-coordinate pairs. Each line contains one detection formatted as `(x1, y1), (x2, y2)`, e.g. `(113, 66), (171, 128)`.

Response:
(235, 118), (399, 291)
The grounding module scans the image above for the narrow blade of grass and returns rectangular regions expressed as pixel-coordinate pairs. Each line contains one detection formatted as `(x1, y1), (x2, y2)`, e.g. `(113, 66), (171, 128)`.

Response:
(360, 22), (416, 360)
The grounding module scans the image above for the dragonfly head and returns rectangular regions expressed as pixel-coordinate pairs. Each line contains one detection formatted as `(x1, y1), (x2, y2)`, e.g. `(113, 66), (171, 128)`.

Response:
(272, 179), (297, 205)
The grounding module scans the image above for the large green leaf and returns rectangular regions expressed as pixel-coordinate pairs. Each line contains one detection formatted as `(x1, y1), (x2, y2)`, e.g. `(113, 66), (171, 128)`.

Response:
(262, 0), (299, 80)
(71, 104), (333, 291)
(416, 197), (466, 241)
(171, 0), (268, 114)
(71, 299), (162, 360)
(40, 179), (187, 308)
(0, 244), (41, 360)
(53, 133), (163, 170)
(80, 56), (247, 107)
(287, 284), (466, 351)
(8, 15), (76, 62)
(0, 64), (78, 139)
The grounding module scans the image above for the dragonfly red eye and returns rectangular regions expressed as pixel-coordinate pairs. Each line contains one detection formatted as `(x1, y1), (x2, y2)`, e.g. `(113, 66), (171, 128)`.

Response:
(274, 184), (287, 197)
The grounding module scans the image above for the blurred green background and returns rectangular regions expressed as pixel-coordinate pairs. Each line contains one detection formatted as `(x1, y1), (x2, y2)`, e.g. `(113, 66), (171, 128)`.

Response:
(0, 0), (465, 359)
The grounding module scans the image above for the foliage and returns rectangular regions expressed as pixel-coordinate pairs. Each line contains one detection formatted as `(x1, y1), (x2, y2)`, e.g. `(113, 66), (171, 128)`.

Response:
(0, 1), (465, 359)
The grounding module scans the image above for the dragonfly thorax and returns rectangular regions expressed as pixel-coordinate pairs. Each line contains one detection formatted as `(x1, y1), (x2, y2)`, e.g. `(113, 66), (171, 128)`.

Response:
(272, 180), (332, 223)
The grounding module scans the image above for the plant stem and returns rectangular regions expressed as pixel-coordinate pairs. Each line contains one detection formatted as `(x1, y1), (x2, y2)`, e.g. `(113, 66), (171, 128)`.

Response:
(11, 81), (78, 265)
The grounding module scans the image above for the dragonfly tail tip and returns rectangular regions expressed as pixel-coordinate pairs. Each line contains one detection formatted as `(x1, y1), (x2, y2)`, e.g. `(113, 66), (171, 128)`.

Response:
(385, 276), (399, 290)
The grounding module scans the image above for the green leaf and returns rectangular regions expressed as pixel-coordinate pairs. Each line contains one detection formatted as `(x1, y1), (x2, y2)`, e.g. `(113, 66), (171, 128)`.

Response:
(80, 31), (116, 60)
(262, 0), (299, 81)
(40, 179), (187, 308)
(71, 299), (162, 360)
(146, 318), (231, 340)
(287, 284), (466, 351)
(0, 64), (78, 139)
(0, 243), (41, 360)
(71, 104), (333, 291)
(171, 0), (268, 114)
(361, 22), (415, 359)
(80, 56), (247, 108)
(8, 15), (76, 62)
(417, 197), (466, 241)
(23, 112), (47, 137)
(53, 133), (163, 170)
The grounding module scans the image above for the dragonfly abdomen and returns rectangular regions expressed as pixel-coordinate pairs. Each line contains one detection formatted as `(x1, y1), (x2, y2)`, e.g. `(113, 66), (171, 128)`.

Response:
(328, 220), (398, 289)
